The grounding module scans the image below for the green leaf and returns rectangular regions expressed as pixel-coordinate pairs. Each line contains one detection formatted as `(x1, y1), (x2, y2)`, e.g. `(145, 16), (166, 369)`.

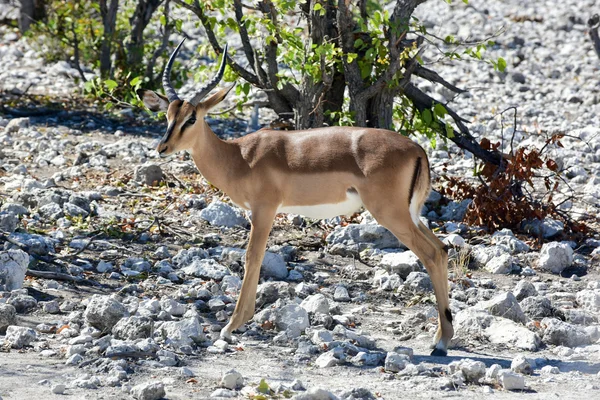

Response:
(159, 15), (166, 26)
(497, 57), (507, 72)
(104, 79), (118, 91)
(422, 109), (433, 125)
(434, 103), (447, 118)
(130, 76), (142, 87)
(445, 123), (455, 138)
(257, 379), (270, 394)
(313, 3), (322, 11)
(84, 81), (95, 93)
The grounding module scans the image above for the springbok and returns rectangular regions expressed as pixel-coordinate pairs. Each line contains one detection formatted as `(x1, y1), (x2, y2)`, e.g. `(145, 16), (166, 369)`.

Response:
(138, 39), (454, 356)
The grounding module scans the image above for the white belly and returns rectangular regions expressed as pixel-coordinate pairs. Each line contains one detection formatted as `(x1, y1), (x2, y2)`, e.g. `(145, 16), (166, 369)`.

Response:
(277, 191), (363, 219)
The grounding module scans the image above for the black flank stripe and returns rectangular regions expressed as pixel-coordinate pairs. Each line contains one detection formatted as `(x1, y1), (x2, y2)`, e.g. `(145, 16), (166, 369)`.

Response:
(408, 156), (422, 204)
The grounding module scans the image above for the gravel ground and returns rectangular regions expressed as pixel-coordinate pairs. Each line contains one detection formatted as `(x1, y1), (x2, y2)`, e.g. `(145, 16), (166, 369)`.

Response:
(1, 0), (600, 399)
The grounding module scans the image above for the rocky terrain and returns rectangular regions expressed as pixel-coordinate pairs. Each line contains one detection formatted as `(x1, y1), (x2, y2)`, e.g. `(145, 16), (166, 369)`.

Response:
(1, 0), (600, 399)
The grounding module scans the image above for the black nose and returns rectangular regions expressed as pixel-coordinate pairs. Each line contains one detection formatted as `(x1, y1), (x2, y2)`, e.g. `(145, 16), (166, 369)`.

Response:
(157, 143), (168, 154)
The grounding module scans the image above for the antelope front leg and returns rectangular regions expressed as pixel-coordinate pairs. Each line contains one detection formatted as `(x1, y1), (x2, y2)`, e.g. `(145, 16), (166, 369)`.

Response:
(220, 205), (277, 342)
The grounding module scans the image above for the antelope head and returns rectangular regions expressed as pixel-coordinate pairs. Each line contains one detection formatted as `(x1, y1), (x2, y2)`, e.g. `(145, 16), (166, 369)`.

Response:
(137, 38), (233, 157)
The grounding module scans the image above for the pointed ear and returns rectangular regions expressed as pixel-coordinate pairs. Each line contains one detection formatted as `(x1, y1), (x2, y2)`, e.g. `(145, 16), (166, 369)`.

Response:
(137, 89), (169, 112)
(198, 84), (236, 111)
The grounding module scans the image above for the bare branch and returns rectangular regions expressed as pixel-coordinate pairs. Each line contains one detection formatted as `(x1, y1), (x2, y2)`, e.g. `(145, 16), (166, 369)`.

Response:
(588, 14), (600, 59)
(413, 64), (467, 94)
(403, 82), (503, 166)
(172, 0), (262, 86)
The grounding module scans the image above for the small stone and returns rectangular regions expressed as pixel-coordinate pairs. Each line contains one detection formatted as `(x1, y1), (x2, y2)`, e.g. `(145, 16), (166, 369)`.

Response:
(538, 242), (573, 274)
(84, 295), (126, 331)
(477, 292), (527, 324)
(333, 286), (351, 302)
(497, 370), (525, 390)
(210, 389), (237, 398)
(51, 384), (66, 394)
(198, 200), (248, 228)
(65, 354), (84, 365)
(384, 352), (410, 372)
(0, 249), (29, 291)
(292, 388), (338, 400)
(5, 117), (29, 133)
(275, 304), (310, 338)
(134, 164), (163, 186)
(458, 359), (486, 383)
(513, 280), (538, 301)
(379, 251), (421, 279)
(131, 382), (166, 400)
(0, 304), (17, 333)
(541, 365), (560, 374)
(541, 318), (592, 347)
(511, 355), (533, 375)
(315, 348), (343, 368)
(485, 254), (515, 274)
(7, 294), (37, 313)
(112, 316), (154, 340)
(300, 294), (330, 314)
(5, 325), (36, 348)
(220, 369), (243, 389)
(405, 271), (433, 292)
(261, 252), (288, 279)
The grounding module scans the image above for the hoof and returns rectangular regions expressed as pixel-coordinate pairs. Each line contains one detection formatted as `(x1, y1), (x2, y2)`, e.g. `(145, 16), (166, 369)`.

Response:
(430, 347), (448, 357)
(219, 328), (238, 344)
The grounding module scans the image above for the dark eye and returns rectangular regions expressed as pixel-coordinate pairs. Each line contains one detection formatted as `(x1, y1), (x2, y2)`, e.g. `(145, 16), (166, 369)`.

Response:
(185, 117), (196, 126)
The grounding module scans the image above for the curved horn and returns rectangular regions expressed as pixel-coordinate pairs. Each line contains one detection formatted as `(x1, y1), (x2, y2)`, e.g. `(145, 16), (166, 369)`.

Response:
(162, 38), (186, 102)
(189, 44), (229, 106)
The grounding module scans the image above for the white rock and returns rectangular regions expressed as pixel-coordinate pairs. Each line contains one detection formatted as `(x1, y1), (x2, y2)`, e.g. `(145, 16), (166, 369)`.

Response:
(576, 289), (600, 311)
(454, 309), (540, 351)
(333, 286), (351, 302)
(541, 318), (592, 347)
(541, 365), (560, 374)
(497, 369), (525, 390)
(210, 389), (236, 398)
(0, 249), (29, 291)
(134, 164), (163, 186)
(384, 352), (410, 372)
(84, 295), (126, 331)
(444, 234), (466, 247)
(5, 325), (36, 348)
(315, 349), (342, 368)
(292, 388), (338, 400)
(161, 298), (186, 317)
(379, 251), (421, 278)
(476, 292), (527, 324)
(457, 359), (486, 382)
(538, 242), (573, 274)
(261, 251), (288, 279)
(220, 369), (243, 389)
(181, 259), (230, 280)
(511, 355), (533, 375)
(0, 304), (17, 333)
(513, 280), (538, 301)
(275, 304), (310, 338)
(300, 294), (330, 314)
(131, 382), (166, 400)
(51, 384), (66, 394)
(485, 254), (515, 274)
(198, 200), (248, 228)
(5, 117), (29, 133)
(160, 318), (205, 348)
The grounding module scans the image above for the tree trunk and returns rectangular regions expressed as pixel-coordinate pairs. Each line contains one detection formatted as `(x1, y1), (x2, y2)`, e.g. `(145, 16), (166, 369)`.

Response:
(18, 0), (45, 33)
(366, 89), (395, 129)
(99, 0), (119, 78)
(127, 0), (163, 66)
